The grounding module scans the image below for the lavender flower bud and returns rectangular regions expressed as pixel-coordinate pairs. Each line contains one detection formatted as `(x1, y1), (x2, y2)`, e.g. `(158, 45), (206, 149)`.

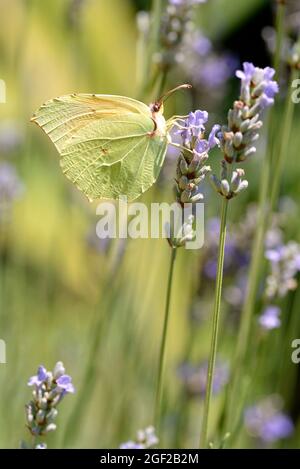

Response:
(45, 423), (56, 433)
(209, 174), (222, 194)
(221, 179), (230, 197)
(53, 361), (65, 379)
(35, 443), (47, 449)
(211, 162), (248, 199)
(233, 179), (248, 195)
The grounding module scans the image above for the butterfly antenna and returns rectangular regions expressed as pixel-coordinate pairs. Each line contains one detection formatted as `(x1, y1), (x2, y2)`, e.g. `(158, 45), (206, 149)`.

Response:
(158, 84), (192, 104)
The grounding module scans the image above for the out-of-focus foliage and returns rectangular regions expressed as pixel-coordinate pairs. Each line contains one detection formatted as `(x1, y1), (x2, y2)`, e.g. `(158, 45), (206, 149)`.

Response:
(0, 0), (299, 449)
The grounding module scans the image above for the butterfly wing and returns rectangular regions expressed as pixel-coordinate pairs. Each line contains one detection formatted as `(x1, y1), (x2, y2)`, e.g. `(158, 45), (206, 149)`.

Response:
(31, 94), (168, 201)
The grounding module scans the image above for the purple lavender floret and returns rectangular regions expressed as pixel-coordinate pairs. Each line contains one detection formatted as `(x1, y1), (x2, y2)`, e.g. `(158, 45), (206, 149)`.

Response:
(178, 110), (220, 152)
(179, 110), (208, 144)
(56, 374), (75, 394)
(28, 365), (48, 387)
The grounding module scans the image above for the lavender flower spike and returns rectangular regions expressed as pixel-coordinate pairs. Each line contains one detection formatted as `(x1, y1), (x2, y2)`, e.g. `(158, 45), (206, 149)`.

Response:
(218, 62), (279, 164)
(168, 109), (217, 247)
(236, 63), (279, 110)
(25, 362), (75, 441)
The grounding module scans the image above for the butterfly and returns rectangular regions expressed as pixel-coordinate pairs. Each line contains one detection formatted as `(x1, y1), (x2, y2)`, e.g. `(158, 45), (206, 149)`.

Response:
(31, 84), (191, 202)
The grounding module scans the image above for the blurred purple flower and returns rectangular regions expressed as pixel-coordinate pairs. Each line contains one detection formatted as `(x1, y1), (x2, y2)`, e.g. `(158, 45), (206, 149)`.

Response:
(0, 162), (24, 203)
(119, 442), (144, 449)
(170, 0), (206, 5)
(265, 246), (283, 263)
(193, 34), (212, 56)
(120, 427), (158, 449)
(0, 120), (23, 154)
(265, 241), (300, 299)
(197, 54), (238, 88)
(259, 305), (281, 330)
(261, 414), (294, 443)
(203, 220), (249, 280)
(203, 259), (218, 279)
(244, 398), (294, 444)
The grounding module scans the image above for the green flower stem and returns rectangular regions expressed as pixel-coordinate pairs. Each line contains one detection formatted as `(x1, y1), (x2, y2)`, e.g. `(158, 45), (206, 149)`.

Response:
(224, 7), (288, 434)
(273, 0), (286, 77)
(200, 197), (228, 448)
(270, 67), (299, 210)
(154, 247), (177, 431)
(174, 324), (198, 447)
(225, 154), (270, 432)
(225, 69), (298, 434)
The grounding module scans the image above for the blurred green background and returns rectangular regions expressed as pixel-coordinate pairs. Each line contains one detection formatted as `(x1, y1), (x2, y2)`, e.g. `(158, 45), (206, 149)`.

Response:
(0, 0), (300, 449)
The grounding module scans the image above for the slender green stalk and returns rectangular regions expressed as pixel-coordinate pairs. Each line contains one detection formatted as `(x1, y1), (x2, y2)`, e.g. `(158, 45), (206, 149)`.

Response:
(224, 3), (288, 435)
(154, 247), (177, 431)
(273, 0), (286, 77)
(225, 153), (270, 432)
(226, 69), (298, 433)
(200, 198), (228, 448)
(173, 323), (197, 447)
(270, 67), (299, 209)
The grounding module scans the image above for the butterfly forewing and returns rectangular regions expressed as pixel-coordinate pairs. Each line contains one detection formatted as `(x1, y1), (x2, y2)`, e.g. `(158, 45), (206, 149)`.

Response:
(32, 94), (168, 201)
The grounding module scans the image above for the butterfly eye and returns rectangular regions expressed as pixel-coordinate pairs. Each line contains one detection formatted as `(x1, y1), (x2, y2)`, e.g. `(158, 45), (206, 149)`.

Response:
(150, 102), (161, 113)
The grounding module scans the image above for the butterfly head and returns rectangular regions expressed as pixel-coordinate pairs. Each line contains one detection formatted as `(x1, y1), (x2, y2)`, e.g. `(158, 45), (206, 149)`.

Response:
(149, 84), (192, 138)
(150, 102), (166, 137)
